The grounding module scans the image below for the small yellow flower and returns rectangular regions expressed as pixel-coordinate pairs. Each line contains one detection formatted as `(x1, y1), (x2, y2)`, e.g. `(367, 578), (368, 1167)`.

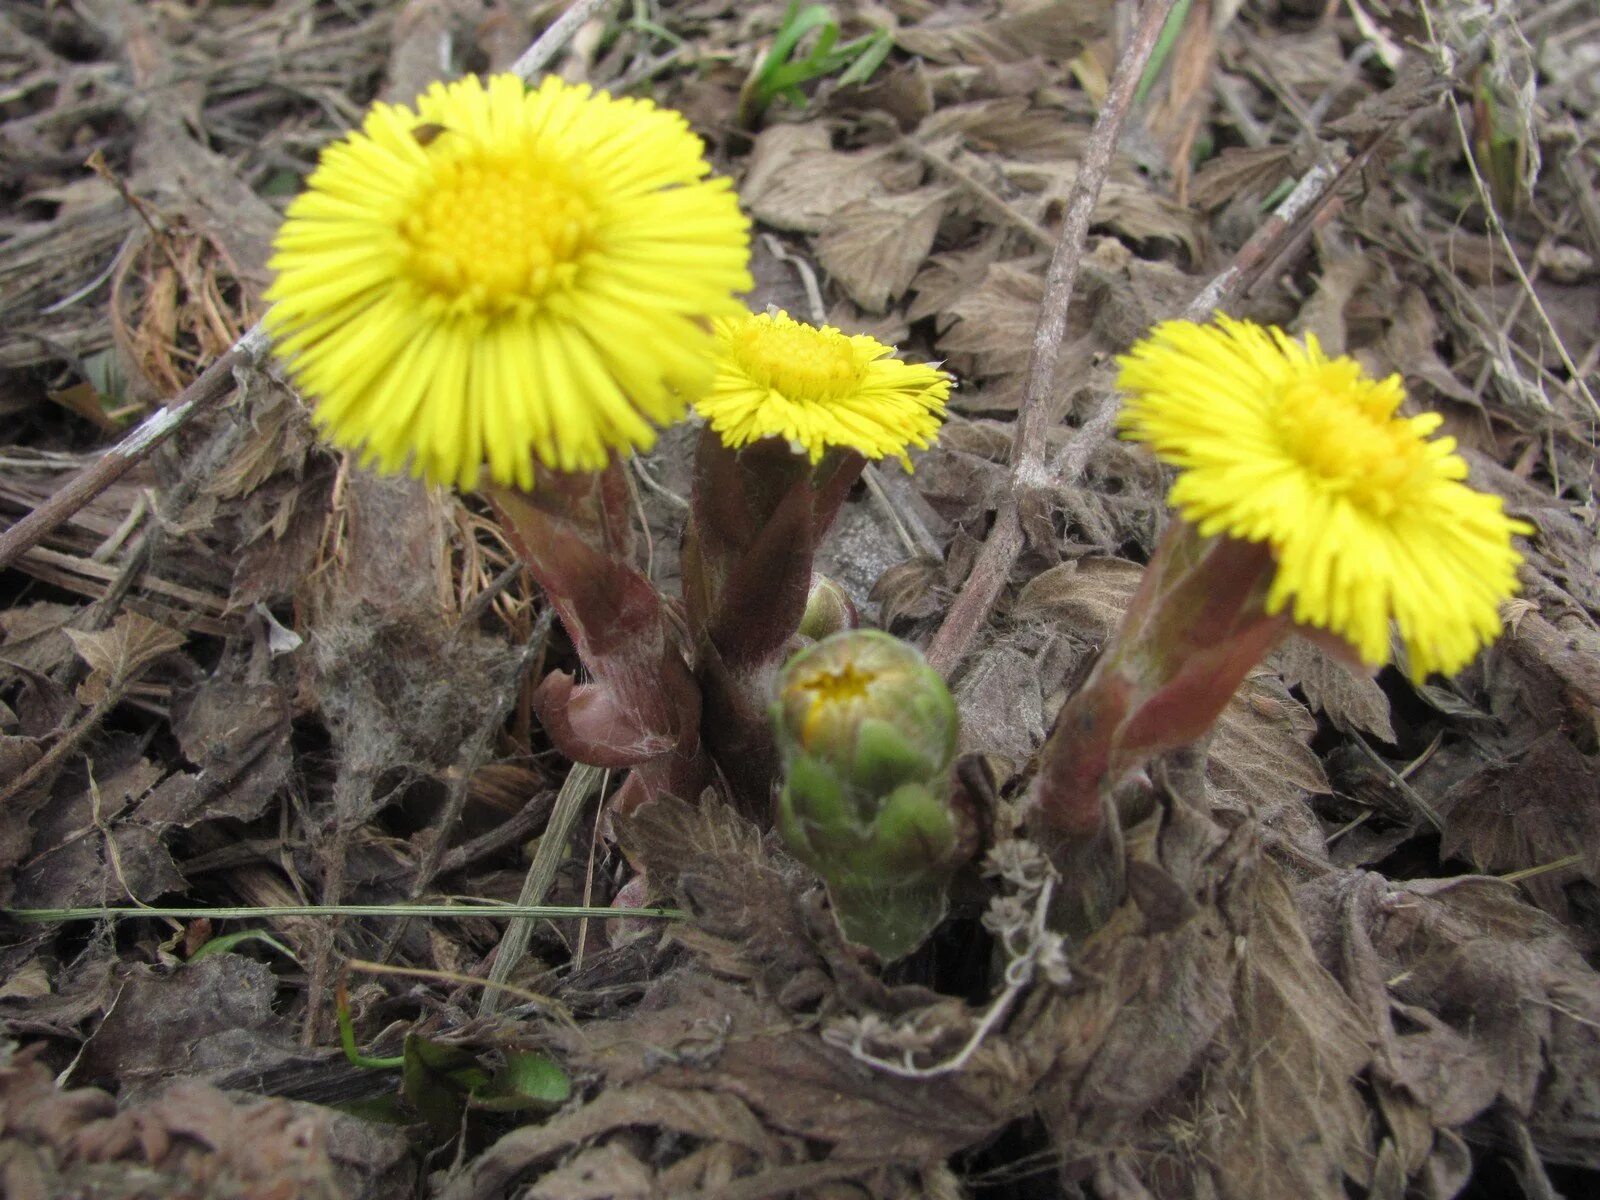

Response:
(265, 74), (752, 489)
(694, 310), (950, 466)
(1117, 316), (1532, 679)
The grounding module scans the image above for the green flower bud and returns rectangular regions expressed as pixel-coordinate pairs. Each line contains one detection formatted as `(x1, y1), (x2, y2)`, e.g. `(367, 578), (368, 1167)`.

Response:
(773, 631), (967, 959)
(797, 574), (859, 642)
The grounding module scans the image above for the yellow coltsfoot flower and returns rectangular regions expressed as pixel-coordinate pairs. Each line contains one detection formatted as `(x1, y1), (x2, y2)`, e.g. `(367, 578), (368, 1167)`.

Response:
(695, 310), (950, 467)
(265, 74), (752, 489)
(1116, 316), (1533, 680)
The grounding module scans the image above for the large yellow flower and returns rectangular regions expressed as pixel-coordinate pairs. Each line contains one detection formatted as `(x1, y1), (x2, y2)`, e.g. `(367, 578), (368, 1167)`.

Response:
(264, 74), (752, 489)
(1117, 316), (1532, 679)
(694, 310), (950, 466)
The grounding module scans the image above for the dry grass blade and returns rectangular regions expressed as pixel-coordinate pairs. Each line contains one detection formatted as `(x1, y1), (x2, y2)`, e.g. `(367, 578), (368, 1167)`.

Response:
(479, 762), (607, 1017)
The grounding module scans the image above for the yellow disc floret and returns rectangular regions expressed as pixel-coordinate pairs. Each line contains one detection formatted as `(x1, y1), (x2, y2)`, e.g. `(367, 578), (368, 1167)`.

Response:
(264, 74), (752, 489)
(1116, 316), (1533, 680)
(695, 310), (951, 466)
(399, 155), (594, 311)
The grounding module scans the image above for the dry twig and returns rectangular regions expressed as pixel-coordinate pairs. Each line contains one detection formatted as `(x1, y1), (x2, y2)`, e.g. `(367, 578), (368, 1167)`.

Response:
(0, 327), (268, 574)
(923, 0), (1178, 677)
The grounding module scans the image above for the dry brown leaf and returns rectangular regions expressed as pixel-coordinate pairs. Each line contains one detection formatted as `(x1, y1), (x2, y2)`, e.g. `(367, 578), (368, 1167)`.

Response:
(906, 243), (1008, 324)
(872, 556), (950, 629)
(953, 643), (1046, 768)
(1372, 285), (1479, 406)
(1211, 670), (1330, 798)
(816, 189), (950, 312)
(1205, 864), (1377, 1200)
(444, 1082), (787, 1200)
(64, 612), (186, 706)
(1294, 255), (1374, 355)
(1273, 637), (1396, 743)
(740, 123), (909, 234)
(1014, 559), (1328, 844)
(916, 96), (1087, 160)
(938, 258), (1053, 379)
(74, 955), (291, 1089)
(1436, 732), (1600, 919)
(139, 668), (294, 826)
(1085, 178), (1203, 264)
(0, 1044), (411, 1200)
(0, 601), (79, 676)
(1304, 870), (1600, 1168)
(525, 1144), (655, 1200)
(1013, 557), (1143, 644)
(1188, 145), (1300, 211)
(894, 1), (1103, 66)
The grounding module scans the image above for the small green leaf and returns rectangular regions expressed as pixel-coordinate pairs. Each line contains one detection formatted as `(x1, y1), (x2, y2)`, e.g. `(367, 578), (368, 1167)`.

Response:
(402, 1034), (486, 1139)
(471, 1050), (572, 1113)
(739, 3), (892, 128)
(188, 929), (300, 966)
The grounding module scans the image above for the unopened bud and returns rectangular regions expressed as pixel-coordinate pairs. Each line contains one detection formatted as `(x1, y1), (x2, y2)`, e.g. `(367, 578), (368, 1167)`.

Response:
(773, 631), (967, 959)
(798, 574), (859, 641)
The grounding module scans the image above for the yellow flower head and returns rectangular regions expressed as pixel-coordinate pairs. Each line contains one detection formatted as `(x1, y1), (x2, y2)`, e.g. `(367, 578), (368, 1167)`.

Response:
(1117, 317), (1532, 679)
(694, 310), (950, 467)
(264, 74), (752, 488)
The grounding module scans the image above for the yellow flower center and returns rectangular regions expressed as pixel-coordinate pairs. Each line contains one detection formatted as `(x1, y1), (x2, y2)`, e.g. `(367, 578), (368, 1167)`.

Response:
(733, 319), (862, 402)
(1273, 364), (1429, 517)
(798, 663), (877, 747)
(802, 663), (876, 706)
(400, 153), (593, 312)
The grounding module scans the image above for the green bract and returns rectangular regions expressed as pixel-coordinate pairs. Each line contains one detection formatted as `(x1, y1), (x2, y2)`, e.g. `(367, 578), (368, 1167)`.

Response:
(773, 630), (965, 959)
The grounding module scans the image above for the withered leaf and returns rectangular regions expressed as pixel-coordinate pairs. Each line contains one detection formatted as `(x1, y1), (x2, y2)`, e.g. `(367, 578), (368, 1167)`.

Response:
(872, 556), (947, 628)
(0, 1045), (412, 1200)
(1302, 867), (1600, 1164)
(917, 97), (1086, 160)
(1209, 670), (1331, 861)
(953, 642), (1045, 768)
(938, 258), (1053, 381)
(65, 611), (186, 706)
(525, 1144), (654, 1200)
(0, 601), (78, 675)
(1436, 732), (1600, 919)
(907, 244), (1007, 325)
(1189, 144), (1300, 210)
(1293, 254), (1374, 356)
(1273, 637), (1396, 743)
(894, 1), (1103, 65)
(139, 672), (294, 826)
(816, 189), (949, 312)
(1013, 557), (1142, 642)
(443, 1082), (784, 1200)
(75, 954), (290, 1088)
(740, 123), (908, 234)
(1015, 559), (1328, 838)
(1206, 863), (1376, 1200)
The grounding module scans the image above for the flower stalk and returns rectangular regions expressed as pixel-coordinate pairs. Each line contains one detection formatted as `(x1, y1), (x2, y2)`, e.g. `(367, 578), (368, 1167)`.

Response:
(1024, 522), (1289, 931)
(682, 434), (863, 814)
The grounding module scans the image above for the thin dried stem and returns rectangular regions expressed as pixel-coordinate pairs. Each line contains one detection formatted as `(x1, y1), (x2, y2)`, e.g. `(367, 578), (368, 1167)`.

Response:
(1418, 0), (1599, 421)
(924, 0), (1176, 677)
(511, 0), (618, 81)
(0, 326), (268, 574)
(479, 762), (607, 1017)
